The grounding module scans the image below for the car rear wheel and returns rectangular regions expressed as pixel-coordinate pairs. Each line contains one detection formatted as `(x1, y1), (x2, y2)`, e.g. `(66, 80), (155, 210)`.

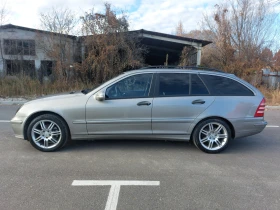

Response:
(192, 119), (231, 153)
(27, 114), (69, 152)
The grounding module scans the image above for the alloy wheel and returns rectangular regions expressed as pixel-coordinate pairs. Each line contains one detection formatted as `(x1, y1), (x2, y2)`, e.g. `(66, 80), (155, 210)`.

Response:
(31, 120), (62, 149)
(198, 122), (228, 151)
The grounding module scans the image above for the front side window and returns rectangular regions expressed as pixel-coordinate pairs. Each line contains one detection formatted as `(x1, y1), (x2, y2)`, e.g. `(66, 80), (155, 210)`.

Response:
(105, 74), (153, 99)
(199, 74), (254, 96)
(157, 73), (190, 97)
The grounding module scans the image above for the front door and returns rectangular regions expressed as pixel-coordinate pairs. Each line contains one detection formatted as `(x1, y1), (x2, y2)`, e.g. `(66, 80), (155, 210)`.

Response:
(86, 73), (154, 135)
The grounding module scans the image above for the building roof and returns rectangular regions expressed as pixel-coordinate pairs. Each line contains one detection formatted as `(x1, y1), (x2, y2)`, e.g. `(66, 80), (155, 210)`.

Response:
(131, 29), (211, 47)
(0, 24), (77, 39)
(0, 24), (211, 47)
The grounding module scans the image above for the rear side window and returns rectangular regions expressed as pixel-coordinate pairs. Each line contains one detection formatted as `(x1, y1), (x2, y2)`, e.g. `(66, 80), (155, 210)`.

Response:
(157, 73), (189, 96)
(191, 74), (209, 95)
(199, 74), (254, 96)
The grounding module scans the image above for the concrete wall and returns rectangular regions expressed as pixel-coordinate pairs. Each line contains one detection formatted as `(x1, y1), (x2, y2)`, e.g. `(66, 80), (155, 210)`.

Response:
(261, 69), (280, 89)
(0, 28), (76, 76)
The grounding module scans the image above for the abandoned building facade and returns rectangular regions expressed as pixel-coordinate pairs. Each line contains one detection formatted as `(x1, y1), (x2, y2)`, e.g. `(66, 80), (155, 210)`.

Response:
(0, 24), (211, 77)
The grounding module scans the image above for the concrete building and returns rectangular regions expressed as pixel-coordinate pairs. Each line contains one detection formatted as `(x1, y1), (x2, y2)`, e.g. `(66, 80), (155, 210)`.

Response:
(0, 24), (76, 77)
(0, 24), (211, 77)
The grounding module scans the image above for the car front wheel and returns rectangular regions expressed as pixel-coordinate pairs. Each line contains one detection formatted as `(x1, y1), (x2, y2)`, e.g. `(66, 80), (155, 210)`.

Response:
(192, 119), (231, 153)
(27, 114), (69, 152)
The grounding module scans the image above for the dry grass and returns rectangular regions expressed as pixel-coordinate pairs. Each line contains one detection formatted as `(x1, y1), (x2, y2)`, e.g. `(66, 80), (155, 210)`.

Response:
(258, 85), (280, 106)
(0, 76), (93, 98)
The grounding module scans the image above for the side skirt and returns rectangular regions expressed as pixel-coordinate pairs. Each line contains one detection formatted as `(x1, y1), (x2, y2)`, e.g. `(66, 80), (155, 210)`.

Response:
(71, 134), (191, 141)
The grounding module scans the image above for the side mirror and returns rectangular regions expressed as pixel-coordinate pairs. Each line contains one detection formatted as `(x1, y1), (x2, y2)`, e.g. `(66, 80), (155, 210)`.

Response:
(95, 91), (105, 101)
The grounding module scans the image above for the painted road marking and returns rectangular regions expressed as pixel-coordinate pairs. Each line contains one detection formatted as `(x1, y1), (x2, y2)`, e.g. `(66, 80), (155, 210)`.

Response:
(72, 180), (160, 210)
(0, 120), (10, 123)
(266, 125), (279, 128)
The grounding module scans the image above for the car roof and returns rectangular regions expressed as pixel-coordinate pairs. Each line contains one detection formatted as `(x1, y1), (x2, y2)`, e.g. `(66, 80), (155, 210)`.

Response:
(125, 67), (233, 77)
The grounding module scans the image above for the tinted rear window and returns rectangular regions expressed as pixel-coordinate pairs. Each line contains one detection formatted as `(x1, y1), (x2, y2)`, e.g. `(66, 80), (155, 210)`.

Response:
(199, 74), (254, 96)
(191, 74), (209, 95)
(158, 73), (189, 96)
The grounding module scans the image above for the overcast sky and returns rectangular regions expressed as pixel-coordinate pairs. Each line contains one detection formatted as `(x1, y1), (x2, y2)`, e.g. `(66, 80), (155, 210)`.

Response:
(3, 0), (219, 34)
(3, 0), (280, 35)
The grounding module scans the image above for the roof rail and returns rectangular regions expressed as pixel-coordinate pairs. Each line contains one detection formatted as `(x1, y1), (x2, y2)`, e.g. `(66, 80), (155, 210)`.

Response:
(139, 65), (224, 73)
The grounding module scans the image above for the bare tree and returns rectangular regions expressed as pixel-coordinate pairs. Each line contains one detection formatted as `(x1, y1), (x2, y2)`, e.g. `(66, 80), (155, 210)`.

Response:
(175, 21), (185, 37)
(77, 3), (145, 84)
(39, 7), (78, 81)
(273, 50), (280, 68)
(0, 1), (8, 25)
(202, 0), (278, 76)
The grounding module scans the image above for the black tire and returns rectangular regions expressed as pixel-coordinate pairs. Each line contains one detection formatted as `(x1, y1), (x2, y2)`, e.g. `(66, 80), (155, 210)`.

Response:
(192, 119), (231, 154)
(27, 114), (69, 152)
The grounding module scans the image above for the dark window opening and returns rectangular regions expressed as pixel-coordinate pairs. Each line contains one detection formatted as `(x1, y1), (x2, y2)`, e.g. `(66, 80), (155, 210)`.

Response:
(41, 60), (53, 76)
(4, 39), (36, 56)
(6, 60), (35, 77)
(157, 73), (190, 97)
(200, 74), (254, 96)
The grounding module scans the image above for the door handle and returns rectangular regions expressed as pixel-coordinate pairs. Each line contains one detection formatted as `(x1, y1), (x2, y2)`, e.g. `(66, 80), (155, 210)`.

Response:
(192, 99), (205, 104)
(137, 101), (151, 106)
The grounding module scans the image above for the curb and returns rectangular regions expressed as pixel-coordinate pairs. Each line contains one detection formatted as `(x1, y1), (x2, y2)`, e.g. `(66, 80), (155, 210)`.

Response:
(266, 106), (280, 110)
(0, 101), (28, 105)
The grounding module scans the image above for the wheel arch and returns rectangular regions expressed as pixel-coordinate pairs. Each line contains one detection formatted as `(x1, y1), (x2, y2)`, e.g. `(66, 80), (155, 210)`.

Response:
(190, 116), (235, 140)
(23, 111), (71, 140)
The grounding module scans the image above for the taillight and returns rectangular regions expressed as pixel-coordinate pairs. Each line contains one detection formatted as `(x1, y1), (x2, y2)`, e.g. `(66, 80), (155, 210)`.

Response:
(254, 98), (266, 117)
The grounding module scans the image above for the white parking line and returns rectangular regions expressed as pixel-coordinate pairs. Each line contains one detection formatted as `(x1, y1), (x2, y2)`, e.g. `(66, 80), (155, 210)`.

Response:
(0, 120), (10, 123)
(72, 180), (160, 210)
(266, 125), (279, 128)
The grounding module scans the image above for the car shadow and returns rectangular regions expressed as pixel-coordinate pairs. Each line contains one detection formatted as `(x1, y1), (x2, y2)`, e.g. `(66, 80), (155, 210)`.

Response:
(62, 139), (197, 153)
(61, 131), (277, 154)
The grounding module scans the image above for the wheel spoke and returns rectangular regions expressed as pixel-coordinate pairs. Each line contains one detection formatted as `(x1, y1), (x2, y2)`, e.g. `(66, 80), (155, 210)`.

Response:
(40, 121), (46, 130)
(201, 130), (208, 136)
(215, 125), (223, 133)
(51, 131), (61, 136)
(215, 139), (222, 147)
(49, 137), (58, 144)
(48, 122), (55, 131)
(44, 139), (48, 148)
(200, 137), (209, 143)
(217, 134), (227, 138)
(33, 128), (42, 135)
(209, 123), (214, 132)
(35, 136), (42, 142)
(208, 141), (213, 149)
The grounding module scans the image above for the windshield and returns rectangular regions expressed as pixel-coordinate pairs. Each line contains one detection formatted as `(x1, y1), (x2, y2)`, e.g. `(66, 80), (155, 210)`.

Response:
(83, 73), (126, 95)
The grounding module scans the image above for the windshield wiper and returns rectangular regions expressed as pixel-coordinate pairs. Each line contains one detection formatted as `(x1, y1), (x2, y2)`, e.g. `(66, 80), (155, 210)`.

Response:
(81, 89), (92, 94)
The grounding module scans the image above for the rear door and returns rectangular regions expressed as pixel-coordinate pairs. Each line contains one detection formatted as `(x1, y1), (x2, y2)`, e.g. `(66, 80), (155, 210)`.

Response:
(152, 73), (215, 134)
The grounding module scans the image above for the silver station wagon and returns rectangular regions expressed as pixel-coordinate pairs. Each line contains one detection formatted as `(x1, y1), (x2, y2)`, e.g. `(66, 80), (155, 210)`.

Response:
(11, 67), (267, 153)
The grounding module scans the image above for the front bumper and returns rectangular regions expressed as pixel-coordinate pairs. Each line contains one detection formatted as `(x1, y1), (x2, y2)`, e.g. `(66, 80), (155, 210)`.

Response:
(11, 117), (25, 139)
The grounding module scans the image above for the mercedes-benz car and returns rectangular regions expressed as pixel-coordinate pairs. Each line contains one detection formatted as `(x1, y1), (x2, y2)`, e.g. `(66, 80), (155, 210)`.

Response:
(11, 66), (267, 153)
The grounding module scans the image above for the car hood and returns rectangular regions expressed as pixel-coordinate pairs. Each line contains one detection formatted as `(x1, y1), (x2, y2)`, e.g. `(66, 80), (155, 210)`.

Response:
(25, 92), (85, 105)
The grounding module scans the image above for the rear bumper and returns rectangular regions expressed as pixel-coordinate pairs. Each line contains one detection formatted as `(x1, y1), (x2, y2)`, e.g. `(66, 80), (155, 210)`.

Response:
(232, 118), (267, 138)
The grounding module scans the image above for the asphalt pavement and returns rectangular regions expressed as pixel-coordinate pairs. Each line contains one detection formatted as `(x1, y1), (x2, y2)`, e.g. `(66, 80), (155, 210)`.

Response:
(0, 105), (280, 210)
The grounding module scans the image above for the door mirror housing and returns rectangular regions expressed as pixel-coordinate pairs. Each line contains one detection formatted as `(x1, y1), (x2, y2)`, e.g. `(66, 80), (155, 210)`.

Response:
(95, 92), (105, 101)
